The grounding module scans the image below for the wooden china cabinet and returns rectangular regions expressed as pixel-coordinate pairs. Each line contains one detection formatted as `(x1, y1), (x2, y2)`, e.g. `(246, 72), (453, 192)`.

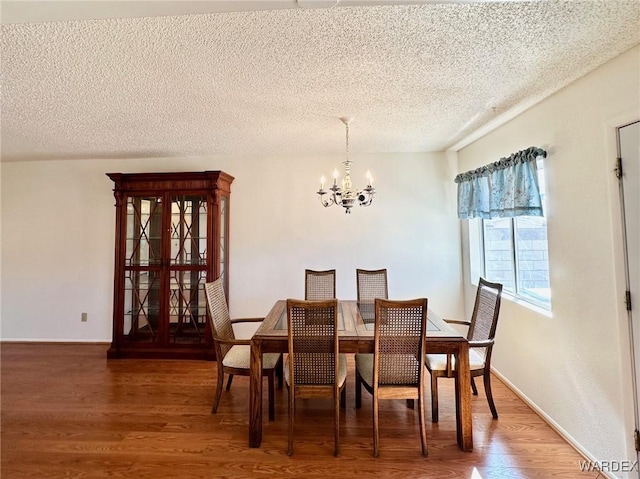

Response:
(106, 171), (233, 360)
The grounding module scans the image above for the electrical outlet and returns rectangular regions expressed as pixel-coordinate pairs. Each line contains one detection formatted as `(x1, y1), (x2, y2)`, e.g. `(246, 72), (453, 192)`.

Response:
(81, 312), (88, 322)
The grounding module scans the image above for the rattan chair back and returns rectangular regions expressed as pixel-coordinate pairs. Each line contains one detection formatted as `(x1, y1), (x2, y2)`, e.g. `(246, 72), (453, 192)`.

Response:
(204, 278), (235, 361)
(304, 269), (336, 300)
(287, 299), (339, 385)
(356, 268), (388, 302)
(468, 278), (503, 362)
(374, 298), (427, 386)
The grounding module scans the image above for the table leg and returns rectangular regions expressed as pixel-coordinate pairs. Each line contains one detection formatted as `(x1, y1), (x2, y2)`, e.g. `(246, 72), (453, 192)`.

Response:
(454, 342), (473, 451)
(249, 338), (263, 447)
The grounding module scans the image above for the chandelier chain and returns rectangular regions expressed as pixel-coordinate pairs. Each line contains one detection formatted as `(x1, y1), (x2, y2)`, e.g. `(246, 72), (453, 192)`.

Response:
(344, 122), (351, 172)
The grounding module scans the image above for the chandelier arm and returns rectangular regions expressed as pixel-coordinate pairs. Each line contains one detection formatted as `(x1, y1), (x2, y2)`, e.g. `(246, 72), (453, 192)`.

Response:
(357, 186), (375, 207)
(318, 191), (335, 208)
(360, 195), (374, 207)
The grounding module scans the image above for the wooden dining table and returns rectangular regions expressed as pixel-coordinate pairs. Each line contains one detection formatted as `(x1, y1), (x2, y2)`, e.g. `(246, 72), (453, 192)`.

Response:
(248, 300), (473, 451)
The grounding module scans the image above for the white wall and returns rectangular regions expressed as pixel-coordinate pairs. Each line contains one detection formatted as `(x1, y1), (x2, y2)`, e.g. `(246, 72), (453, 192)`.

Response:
(457, 46), (640, 475)
(0, 151), (464, 341)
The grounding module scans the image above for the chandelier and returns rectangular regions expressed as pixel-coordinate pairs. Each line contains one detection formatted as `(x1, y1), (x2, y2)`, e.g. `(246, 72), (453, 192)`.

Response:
(317, 117), (375, 214)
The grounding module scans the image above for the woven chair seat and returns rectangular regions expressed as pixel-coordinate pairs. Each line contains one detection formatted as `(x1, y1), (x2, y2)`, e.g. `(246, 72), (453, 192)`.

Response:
(284, 353), (347, 387)
(425, 350), (486, 372)
(222, 346), (281, 370)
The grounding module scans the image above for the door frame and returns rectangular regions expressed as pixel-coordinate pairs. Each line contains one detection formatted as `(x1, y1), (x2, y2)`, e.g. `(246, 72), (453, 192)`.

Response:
(610, 115), (640, 469)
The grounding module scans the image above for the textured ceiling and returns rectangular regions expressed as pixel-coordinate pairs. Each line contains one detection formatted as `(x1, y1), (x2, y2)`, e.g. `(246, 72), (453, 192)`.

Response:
(1, 1), (639, 162)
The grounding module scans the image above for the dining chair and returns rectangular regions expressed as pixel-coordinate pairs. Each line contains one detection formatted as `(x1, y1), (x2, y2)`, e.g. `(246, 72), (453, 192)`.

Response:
(204, 278), (282, 420)
(304, 269), (336, 300)
(356, 268), (388, 302)
(285, 298), (347, 456)
(425, 277), (503, 422)
(355, 298), (428, 457)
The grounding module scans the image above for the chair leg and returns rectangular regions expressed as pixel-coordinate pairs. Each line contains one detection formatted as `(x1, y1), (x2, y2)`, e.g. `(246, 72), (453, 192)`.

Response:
(418, 388), (428, 457)
(226, 374), (234, 391)
(355, 369), (362, 409)
(277, 357), (284, 390)
(483, 370), (498, 419)
(212, 367), (224, 414)
(268, 370), (275, 422)
(430, 374), (439, 423)
(334, 388), (340, 457)
(287, 386), (294, 456)
(471, 376), (478, 396)
(372, 392), (380, 457)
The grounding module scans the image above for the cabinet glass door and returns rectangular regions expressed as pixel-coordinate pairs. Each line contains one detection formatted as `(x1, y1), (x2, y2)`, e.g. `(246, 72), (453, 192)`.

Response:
(168, 195), (208, 345)
(123, 196), (163, 344)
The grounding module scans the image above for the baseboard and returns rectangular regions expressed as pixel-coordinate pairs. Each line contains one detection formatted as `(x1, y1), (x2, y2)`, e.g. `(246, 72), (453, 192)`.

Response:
(491, 367), (618, 479)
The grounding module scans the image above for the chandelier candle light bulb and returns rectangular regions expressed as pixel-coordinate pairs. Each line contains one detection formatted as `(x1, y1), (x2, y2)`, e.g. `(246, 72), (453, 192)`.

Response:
(317, 117), (376, 214)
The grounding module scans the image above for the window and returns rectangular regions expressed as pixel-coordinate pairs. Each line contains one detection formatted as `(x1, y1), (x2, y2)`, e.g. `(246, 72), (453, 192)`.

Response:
(481, 160), (550, 309)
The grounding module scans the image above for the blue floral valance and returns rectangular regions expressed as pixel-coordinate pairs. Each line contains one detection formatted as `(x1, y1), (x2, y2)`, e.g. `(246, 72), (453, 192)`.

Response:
(455, 146), (547, 219)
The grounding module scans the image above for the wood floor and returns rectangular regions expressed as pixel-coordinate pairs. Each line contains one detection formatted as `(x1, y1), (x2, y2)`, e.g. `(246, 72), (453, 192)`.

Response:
(1, 343), (596, 479)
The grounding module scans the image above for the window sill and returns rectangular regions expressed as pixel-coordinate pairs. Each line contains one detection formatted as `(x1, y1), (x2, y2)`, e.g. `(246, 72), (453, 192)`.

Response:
(501, 291), (553, 318)
(469, 280), (553, 317)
